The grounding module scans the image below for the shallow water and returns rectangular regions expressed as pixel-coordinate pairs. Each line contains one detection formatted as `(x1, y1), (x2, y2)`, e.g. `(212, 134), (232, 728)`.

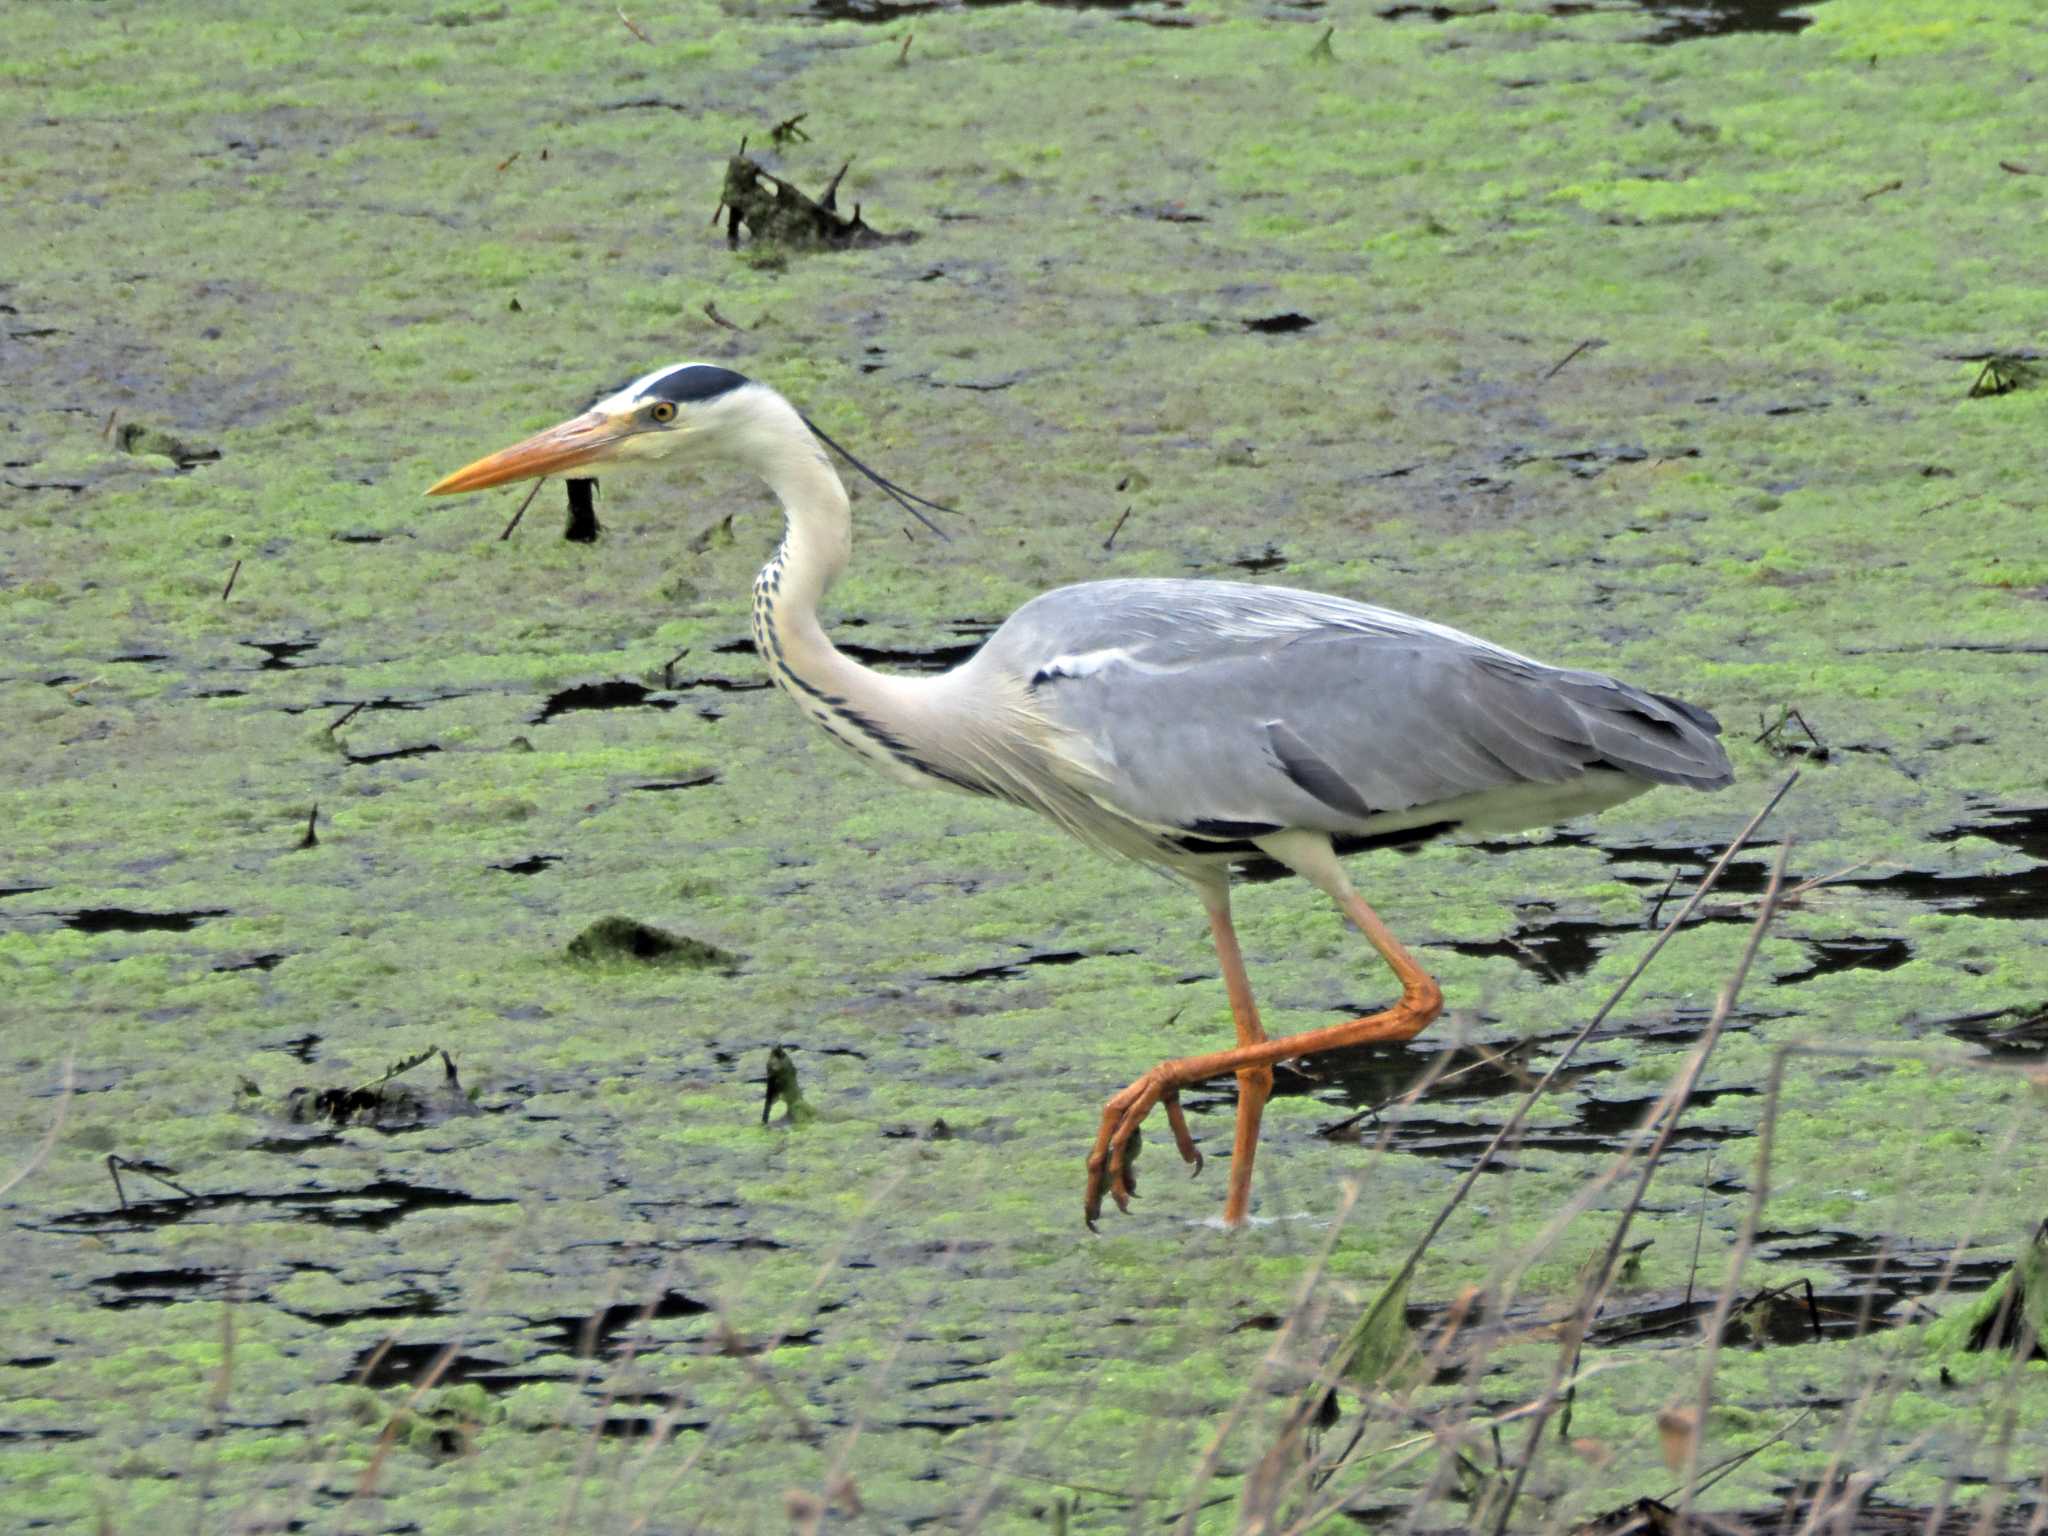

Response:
(3, 0), (2045, 1529)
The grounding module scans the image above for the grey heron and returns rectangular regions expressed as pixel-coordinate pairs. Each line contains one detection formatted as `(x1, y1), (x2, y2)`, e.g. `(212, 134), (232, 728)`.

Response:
(429, 364), (1734, 1228)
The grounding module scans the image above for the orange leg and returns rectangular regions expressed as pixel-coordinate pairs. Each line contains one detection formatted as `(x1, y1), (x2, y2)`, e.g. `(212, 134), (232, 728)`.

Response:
(1084, 883), (1442, 1229)
(1207, 890), (1274, 1227)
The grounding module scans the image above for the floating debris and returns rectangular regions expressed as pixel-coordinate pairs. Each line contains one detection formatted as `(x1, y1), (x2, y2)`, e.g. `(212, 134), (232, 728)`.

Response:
(284, 1046), (476, 1130)
(1967, 353), (2042, 399)
(762, 1045), (815, 1126)
(115, 422), (220, 468)
(1926, 1219), (2047, 1359)
(714, 147), (914, 251)
(565, 915), (739, 971)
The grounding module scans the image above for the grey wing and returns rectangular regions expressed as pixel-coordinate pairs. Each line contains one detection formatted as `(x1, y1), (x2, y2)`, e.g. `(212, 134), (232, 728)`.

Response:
(981, 579), (1732, 840)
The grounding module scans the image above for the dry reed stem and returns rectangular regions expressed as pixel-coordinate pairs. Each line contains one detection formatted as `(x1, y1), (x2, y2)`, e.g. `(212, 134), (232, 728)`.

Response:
(1487, 840), (1790, 1532)
(1, 1055), (73, 1200)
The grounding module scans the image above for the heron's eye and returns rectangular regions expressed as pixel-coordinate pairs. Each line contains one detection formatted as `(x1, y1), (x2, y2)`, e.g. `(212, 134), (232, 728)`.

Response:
(648, 401), (677, 424)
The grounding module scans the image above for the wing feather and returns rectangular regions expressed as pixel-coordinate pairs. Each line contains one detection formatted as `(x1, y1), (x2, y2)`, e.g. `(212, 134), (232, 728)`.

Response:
(975, 578), (1731, 839)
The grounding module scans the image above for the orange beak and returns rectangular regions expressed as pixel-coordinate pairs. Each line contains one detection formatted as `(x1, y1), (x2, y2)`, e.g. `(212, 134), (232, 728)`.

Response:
(426, 410), (627, 495)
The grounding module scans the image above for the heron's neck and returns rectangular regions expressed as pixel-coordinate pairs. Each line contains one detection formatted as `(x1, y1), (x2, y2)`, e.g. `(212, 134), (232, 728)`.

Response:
(745, 410), (900, 721)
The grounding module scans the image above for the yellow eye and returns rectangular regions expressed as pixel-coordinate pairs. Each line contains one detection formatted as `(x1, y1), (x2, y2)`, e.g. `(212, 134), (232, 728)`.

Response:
(649, 401), (676, 423)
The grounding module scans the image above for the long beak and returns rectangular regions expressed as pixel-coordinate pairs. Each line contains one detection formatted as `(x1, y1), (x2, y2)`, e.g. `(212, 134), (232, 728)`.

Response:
(426, 410), (627, 495)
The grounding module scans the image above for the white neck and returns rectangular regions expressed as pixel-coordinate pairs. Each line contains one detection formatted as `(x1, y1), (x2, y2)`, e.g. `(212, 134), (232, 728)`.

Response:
(736, 393), (952, 787)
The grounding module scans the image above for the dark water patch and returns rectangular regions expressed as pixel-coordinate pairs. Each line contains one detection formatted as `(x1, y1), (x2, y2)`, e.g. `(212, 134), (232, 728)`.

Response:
(1307, 1007), (1779, 1136)
(1502, 442), (1695, 480)
(602, 1412), (712, 1438)
(1774, 936), (1912, 986)
(492, 853), (561, 874)
(1309, 1037), (1551, 1123)
(281, 694), (447, 716)
(895, 1409), (1010, 1434)
(1373, 0), (1826, 44)
(536, 1292), (713, 1358)
(1723, 1498), (2048, 1536)
(92, 1267), (234, 1309)
(1, 885), (52, 901)
(109, 651), (170, 664)
(1587, 1234), (2012, 1352)
(1573, 1086), (1755, 1143)
(1599, 842), (1781, 896)
(249, 1130), (344, 1153)
(347, 1341), (535, 1392)
(1442, 916), (1608, 982)
(534, 679), (678, 723)
(241, 638), (317, 669)
(1355, 1096), (1749, 1169)
(631, 770), (719, 792)
(213, 952), (286, 972)
(806, 0), (1184, 20)
(1757, 1229), (2014, 1300)
(926, 947), (1136, 984)
(345, 743), (442, 765)
(40, 1180), (516, 1234)
(665, 672), (772, 694)
(1930, 1004), (2047, 1058)
(1243, 312), (1314, 334)
(1934, 806), (2048, 862)
(64, 906), (227, 933)
(0, 1428), (91, 1443)
(1833, 865), (2046, 922)
(280, 1285), (447, 1327)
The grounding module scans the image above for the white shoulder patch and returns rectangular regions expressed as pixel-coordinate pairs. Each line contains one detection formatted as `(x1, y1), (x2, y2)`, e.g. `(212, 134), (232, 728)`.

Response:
(1030, 647), (1133, 685)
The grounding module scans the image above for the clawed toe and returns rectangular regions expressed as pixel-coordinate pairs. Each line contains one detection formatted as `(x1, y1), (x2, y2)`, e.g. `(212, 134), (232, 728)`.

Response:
(1084, 1070), (1215, 1227)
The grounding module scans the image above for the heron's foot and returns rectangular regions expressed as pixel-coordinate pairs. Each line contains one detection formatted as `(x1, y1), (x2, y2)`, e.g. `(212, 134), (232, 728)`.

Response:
(1083, 1071), (1203, 1229)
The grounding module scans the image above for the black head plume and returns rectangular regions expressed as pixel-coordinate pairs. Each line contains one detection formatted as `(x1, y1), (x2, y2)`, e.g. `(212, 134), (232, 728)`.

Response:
(800, 413), (956, 542)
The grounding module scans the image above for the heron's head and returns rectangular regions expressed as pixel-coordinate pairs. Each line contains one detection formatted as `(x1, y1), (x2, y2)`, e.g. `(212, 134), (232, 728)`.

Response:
(427, 362), (767, 495)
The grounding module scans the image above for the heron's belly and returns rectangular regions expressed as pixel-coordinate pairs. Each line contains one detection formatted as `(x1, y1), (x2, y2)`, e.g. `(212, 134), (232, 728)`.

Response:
(1418, 770), (1649, 834)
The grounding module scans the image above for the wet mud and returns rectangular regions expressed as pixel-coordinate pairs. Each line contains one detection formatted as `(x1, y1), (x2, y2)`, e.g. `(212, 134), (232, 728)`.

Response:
(3, 0), (2045, 1530)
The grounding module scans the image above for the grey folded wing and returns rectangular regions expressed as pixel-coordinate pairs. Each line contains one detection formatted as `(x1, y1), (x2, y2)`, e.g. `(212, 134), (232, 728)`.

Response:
(1020, 614), (1732, 838)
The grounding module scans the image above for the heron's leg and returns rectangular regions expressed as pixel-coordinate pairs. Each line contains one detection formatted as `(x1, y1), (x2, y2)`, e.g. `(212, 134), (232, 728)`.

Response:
(1083, 835), (1441, 1227)
(1205, 884), (1274, 1228)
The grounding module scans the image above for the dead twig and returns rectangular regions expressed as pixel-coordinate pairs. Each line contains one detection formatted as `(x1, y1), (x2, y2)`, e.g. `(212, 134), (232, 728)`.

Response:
(107, 1153), (195, 1209)
(1491, 841), (1791, 1533)
(1755, 704), (1827, 758)
(297, 804), (319, 849)
(1859, 178), (1903, 200)
(1646, 867), (1681, 929)
(617, 7), (653, 44)
(0, 1057), (73, 1199)
(1542, 338), (1600, 381)
(325, 700), (367, 734)
(500, 475), (547, 540)
(1102, 505), (1133, 551)
(496, 150), (520, 172)
(771, 112), (810, 147)
(702, 300), (745, 331)
(221, 559), (241, 601)
(894, 31), (912, 66)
